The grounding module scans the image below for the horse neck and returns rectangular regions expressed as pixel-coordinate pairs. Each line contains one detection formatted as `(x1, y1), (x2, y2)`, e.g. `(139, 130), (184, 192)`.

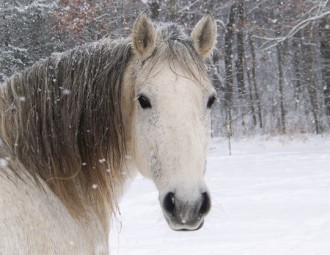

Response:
(0, 164), (110, 253)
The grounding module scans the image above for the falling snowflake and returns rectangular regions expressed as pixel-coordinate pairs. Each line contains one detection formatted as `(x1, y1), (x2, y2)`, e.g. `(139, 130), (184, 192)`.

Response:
(62, 89), (71, 95)
(0, 158), (8, 167)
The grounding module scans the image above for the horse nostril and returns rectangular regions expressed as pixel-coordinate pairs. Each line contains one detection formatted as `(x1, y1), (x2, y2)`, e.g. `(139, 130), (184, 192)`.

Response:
(163, 192), (175, 217)
(199, 192), (211, 217)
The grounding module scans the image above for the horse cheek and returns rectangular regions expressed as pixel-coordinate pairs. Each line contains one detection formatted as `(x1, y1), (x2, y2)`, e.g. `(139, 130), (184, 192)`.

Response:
(134, 114), (156, 179)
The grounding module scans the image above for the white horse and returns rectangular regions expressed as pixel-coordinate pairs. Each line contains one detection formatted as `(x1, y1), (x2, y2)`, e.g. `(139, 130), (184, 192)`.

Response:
(0, 12), (217, 254)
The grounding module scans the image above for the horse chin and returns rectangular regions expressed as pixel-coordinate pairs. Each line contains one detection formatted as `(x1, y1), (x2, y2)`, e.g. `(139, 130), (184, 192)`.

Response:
(165, 217), (205, 231)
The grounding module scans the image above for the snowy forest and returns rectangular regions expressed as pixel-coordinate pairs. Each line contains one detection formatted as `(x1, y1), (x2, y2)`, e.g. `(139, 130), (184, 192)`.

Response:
(0, 0), (329, 137)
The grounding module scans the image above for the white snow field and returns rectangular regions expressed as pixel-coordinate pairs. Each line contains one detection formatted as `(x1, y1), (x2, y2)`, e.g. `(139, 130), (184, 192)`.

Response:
(110, 135), (330, 255)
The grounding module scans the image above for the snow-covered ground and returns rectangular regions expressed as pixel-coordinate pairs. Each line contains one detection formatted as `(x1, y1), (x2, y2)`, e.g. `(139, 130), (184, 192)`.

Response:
(110, 135), (330, 255)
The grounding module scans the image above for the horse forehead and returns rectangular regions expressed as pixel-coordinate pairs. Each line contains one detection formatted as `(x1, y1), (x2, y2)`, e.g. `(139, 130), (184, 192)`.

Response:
(140, 64), (206, 97)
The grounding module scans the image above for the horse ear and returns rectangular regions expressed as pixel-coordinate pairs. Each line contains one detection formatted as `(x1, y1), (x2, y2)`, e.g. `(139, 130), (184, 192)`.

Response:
(132, 13), (156, 60)
(191, 12), (217, 59)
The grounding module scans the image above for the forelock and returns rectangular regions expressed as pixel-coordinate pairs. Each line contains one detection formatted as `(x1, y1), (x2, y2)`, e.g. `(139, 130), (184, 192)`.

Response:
(141, 23), (208, 83)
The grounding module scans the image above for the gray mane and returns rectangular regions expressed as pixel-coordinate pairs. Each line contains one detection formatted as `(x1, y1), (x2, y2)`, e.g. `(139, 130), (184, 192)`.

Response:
(0, 38), (132, 227)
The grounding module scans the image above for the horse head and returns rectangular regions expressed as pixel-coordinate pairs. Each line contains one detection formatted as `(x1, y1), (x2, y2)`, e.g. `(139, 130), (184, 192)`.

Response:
(125, 13), (217, 231)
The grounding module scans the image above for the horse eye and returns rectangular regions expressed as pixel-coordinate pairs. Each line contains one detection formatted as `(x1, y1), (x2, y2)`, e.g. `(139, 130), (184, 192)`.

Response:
(138, 95), (152, 109)
(207, 95), (216, 108)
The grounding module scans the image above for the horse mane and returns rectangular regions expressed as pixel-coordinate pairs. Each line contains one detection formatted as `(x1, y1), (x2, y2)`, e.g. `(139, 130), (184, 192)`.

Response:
(0, 22), (208, 230)
(0, 38), (132, 229)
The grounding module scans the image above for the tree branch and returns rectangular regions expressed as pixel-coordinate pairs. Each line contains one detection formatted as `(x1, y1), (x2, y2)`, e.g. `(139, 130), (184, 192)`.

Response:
(253, 10), (330, 51)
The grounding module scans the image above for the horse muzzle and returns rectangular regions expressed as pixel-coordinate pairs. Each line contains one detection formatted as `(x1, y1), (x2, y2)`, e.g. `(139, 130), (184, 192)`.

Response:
(161, 191), (211, 231)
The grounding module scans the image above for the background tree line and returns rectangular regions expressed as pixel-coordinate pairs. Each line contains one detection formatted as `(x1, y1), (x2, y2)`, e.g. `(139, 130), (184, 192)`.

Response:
(0, 0), (329, 136)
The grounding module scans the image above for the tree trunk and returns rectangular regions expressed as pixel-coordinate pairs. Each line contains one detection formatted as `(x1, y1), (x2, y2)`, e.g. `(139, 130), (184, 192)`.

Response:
(303, 34), (320, 134)
(2, 11), (10, 47)
(224, 3), (237, 127)
(276, 43), (286, 134)
(246, 62), (257, 128)
(169, 0), (176, 21)
(292, 32), (302, 110)
(148, 2), (160, 20)
(248, 36), (263, 129)
(319, 18), (330, 116)
(235, 0), (245, 96)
